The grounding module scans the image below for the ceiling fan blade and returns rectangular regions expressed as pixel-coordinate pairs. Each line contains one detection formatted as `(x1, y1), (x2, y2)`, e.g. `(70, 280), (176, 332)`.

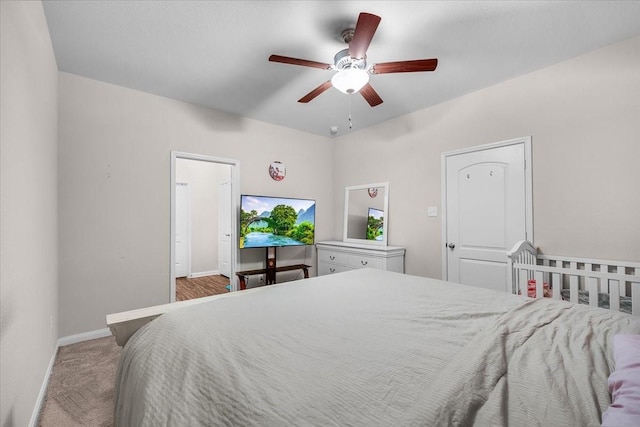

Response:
(370, 58), (438, 74)
(359, 83), (383, 107)
(269, 55), (332, 70)
(349, 12), (381, 60)
(298, 81), (333, 103)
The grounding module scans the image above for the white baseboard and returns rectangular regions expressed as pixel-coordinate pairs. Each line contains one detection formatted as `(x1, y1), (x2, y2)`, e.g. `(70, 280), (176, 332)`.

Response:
(29, 344), (58, 427)
(189, 270), (219, 278)
(57, 327), (112, 347)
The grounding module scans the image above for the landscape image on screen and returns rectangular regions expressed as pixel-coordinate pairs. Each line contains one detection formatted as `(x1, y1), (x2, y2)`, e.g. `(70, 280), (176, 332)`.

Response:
(367, 207), (384, 241)
(240, 195), (315, 248)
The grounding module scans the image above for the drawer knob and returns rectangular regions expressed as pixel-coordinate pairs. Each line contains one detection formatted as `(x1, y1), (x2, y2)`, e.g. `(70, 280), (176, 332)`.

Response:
(361, 260), (368, 266)
(329, 268), (335, 273)
(329, 255), (335, 260)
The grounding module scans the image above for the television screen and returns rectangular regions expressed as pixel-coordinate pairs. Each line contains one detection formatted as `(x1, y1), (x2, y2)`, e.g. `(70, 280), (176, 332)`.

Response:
(367, 207), (384, 241)
(240, 195), (316, 248)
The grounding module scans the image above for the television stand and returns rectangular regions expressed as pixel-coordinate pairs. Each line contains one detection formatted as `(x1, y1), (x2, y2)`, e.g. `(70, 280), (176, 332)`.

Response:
(236, 264), (310, 290)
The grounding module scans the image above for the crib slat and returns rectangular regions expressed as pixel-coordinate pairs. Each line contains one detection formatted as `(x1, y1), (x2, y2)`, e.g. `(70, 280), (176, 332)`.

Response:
(535, 271), (544, 299)
(592, 263), (604, 293)
(609, 279), (620, 312)
(585, 263), (592, 287)
(617, 266), (627, 297)
(528, 252), (534, 280)
(588, 277), (599, 308)
(569, 272), (579, 304)
(519, 269), (528, 297)
(551, 272), (561, 300)
(600, 265), (609, 293)
(542, 259), (550, 286)
(633, 268), (640, 316)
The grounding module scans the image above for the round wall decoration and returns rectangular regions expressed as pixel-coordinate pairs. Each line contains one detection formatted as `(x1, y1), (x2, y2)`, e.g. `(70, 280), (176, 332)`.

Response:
(368, 187), (378, 198)
(269, 161), (286, 181)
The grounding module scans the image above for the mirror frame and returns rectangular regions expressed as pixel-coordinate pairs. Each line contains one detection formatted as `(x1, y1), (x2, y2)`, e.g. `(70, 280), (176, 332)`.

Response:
(343, 182), (389, 246)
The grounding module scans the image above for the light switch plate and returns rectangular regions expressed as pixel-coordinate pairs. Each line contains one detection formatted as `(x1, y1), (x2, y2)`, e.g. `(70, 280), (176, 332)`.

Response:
(427, 207), (438, 217)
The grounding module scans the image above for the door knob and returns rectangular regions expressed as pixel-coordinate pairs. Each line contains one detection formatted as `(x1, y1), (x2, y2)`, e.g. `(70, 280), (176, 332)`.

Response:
(448, 243), (455, 249)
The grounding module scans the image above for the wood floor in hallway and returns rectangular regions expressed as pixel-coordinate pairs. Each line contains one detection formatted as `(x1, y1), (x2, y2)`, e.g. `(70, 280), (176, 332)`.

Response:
(176, 274), (230, 301)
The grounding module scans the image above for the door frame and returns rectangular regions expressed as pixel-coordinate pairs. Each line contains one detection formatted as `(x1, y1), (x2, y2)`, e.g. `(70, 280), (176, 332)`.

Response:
(218, 181), (232, 278)
(175, 182), (192, 278)
(440, 136), (534, 281)
(170, 151), (240, 302)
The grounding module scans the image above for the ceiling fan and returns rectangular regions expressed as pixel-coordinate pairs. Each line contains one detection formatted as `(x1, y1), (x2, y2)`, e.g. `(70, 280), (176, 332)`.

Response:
(268, 12), (438, 107)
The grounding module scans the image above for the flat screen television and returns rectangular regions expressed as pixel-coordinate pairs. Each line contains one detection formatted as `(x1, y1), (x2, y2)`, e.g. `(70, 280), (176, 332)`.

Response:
(240, 195), (316, 249)
(367, 207), (384, 241)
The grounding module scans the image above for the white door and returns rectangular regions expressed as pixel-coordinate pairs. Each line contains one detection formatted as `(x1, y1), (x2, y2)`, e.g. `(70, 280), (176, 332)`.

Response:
(175, 183), (190, 278)
(443, 139), (531, 293)
(218, 181), (232, 277)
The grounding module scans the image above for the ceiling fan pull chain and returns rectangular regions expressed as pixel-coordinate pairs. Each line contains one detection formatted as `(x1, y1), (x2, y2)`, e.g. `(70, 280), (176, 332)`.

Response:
(348, 95), (353, 129)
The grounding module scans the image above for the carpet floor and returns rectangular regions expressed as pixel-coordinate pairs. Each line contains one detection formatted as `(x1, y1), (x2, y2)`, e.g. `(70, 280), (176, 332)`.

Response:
(38, 336), (121, 427)
(37, 280), (227, 426)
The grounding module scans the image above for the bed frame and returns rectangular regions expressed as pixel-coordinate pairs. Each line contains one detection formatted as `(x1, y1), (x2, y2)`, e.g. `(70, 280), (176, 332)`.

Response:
(106, 286), (270, 346)
(507, 240), (640, 316)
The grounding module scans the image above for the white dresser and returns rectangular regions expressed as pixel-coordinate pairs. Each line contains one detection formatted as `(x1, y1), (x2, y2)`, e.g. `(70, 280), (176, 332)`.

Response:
(316, 241), (405, 276)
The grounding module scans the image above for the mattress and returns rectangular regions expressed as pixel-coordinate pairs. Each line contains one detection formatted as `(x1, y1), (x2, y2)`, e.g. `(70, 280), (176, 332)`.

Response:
(114, 268), (640, 426)
(560, 289), (632, 314)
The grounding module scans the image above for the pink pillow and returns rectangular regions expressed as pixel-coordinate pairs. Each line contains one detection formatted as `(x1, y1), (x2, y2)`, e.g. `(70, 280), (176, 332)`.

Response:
(602, 334), (640, 427)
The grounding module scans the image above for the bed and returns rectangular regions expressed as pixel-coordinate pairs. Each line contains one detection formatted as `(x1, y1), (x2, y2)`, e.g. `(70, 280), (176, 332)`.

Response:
(111, 268), (640, 426)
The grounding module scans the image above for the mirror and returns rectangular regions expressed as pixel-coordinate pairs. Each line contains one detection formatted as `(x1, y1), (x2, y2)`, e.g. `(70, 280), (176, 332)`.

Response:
(343, 182), (389, 246)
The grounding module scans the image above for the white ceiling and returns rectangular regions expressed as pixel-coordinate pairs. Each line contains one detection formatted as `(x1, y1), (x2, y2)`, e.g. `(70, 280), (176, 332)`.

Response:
(42, 1), (640, 138)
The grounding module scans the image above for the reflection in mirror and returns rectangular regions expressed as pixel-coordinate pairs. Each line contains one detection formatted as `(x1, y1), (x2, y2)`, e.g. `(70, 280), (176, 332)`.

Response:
(344, 183), (389, 245)
(367, 207), (384, 241)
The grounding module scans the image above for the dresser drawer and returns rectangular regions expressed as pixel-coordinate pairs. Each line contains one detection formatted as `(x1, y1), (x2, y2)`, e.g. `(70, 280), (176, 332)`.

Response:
(319, 249), (384, 270)
(318, 250), (350, 266)
(316, 241), (406, 276)
(345, 253), (383, 269)
(317, 262), (352, 276)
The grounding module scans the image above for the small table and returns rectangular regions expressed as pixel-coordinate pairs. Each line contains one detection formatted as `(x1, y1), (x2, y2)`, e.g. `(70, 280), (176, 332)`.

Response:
(236, 264), (310, 290)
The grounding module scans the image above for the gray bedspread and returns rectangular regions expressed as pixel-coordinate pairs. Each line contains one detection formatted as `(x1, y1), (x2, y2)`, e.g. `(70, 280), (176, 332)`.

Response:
(114, 269), (640, 426)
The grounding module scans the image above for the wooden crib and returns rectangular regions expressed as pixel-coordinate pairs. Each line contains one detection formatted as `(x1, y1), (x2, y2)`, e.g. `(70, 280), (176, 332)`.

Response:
(507, 241), (640, 316)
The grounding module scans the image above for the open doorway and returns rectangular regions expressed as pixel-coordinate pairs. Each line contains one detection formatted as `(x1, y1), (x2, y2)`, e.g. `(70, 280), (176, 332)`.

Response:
(170, 152), (240, 302)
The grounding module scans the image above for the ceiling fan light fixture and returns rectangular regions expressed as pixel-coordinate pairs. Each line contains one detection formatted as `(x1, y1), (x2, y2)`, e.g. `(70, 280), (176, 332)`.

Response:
(331, 68), (369, 94)
(269, 12), (436, 107)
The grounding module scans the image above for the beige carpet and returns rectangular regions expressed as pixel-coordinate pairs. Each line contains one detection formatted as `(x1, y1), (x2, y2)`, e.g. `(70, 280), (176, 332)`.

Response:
(38, 336), (121, 427)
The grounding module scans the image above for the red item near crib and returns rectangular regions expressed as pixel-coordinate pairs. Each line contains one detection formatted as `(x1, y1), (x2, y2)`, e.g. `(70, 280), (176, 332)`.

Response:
(526, 279), (552, 298)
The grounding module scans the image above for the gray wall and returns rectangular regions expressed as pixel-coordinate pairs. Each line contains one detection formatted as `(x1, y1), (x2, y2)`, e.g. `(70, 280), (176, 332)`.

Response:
(0, 2), (59, 426)
(57, 72), (333, 337)
(333, 35), (640, 278)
